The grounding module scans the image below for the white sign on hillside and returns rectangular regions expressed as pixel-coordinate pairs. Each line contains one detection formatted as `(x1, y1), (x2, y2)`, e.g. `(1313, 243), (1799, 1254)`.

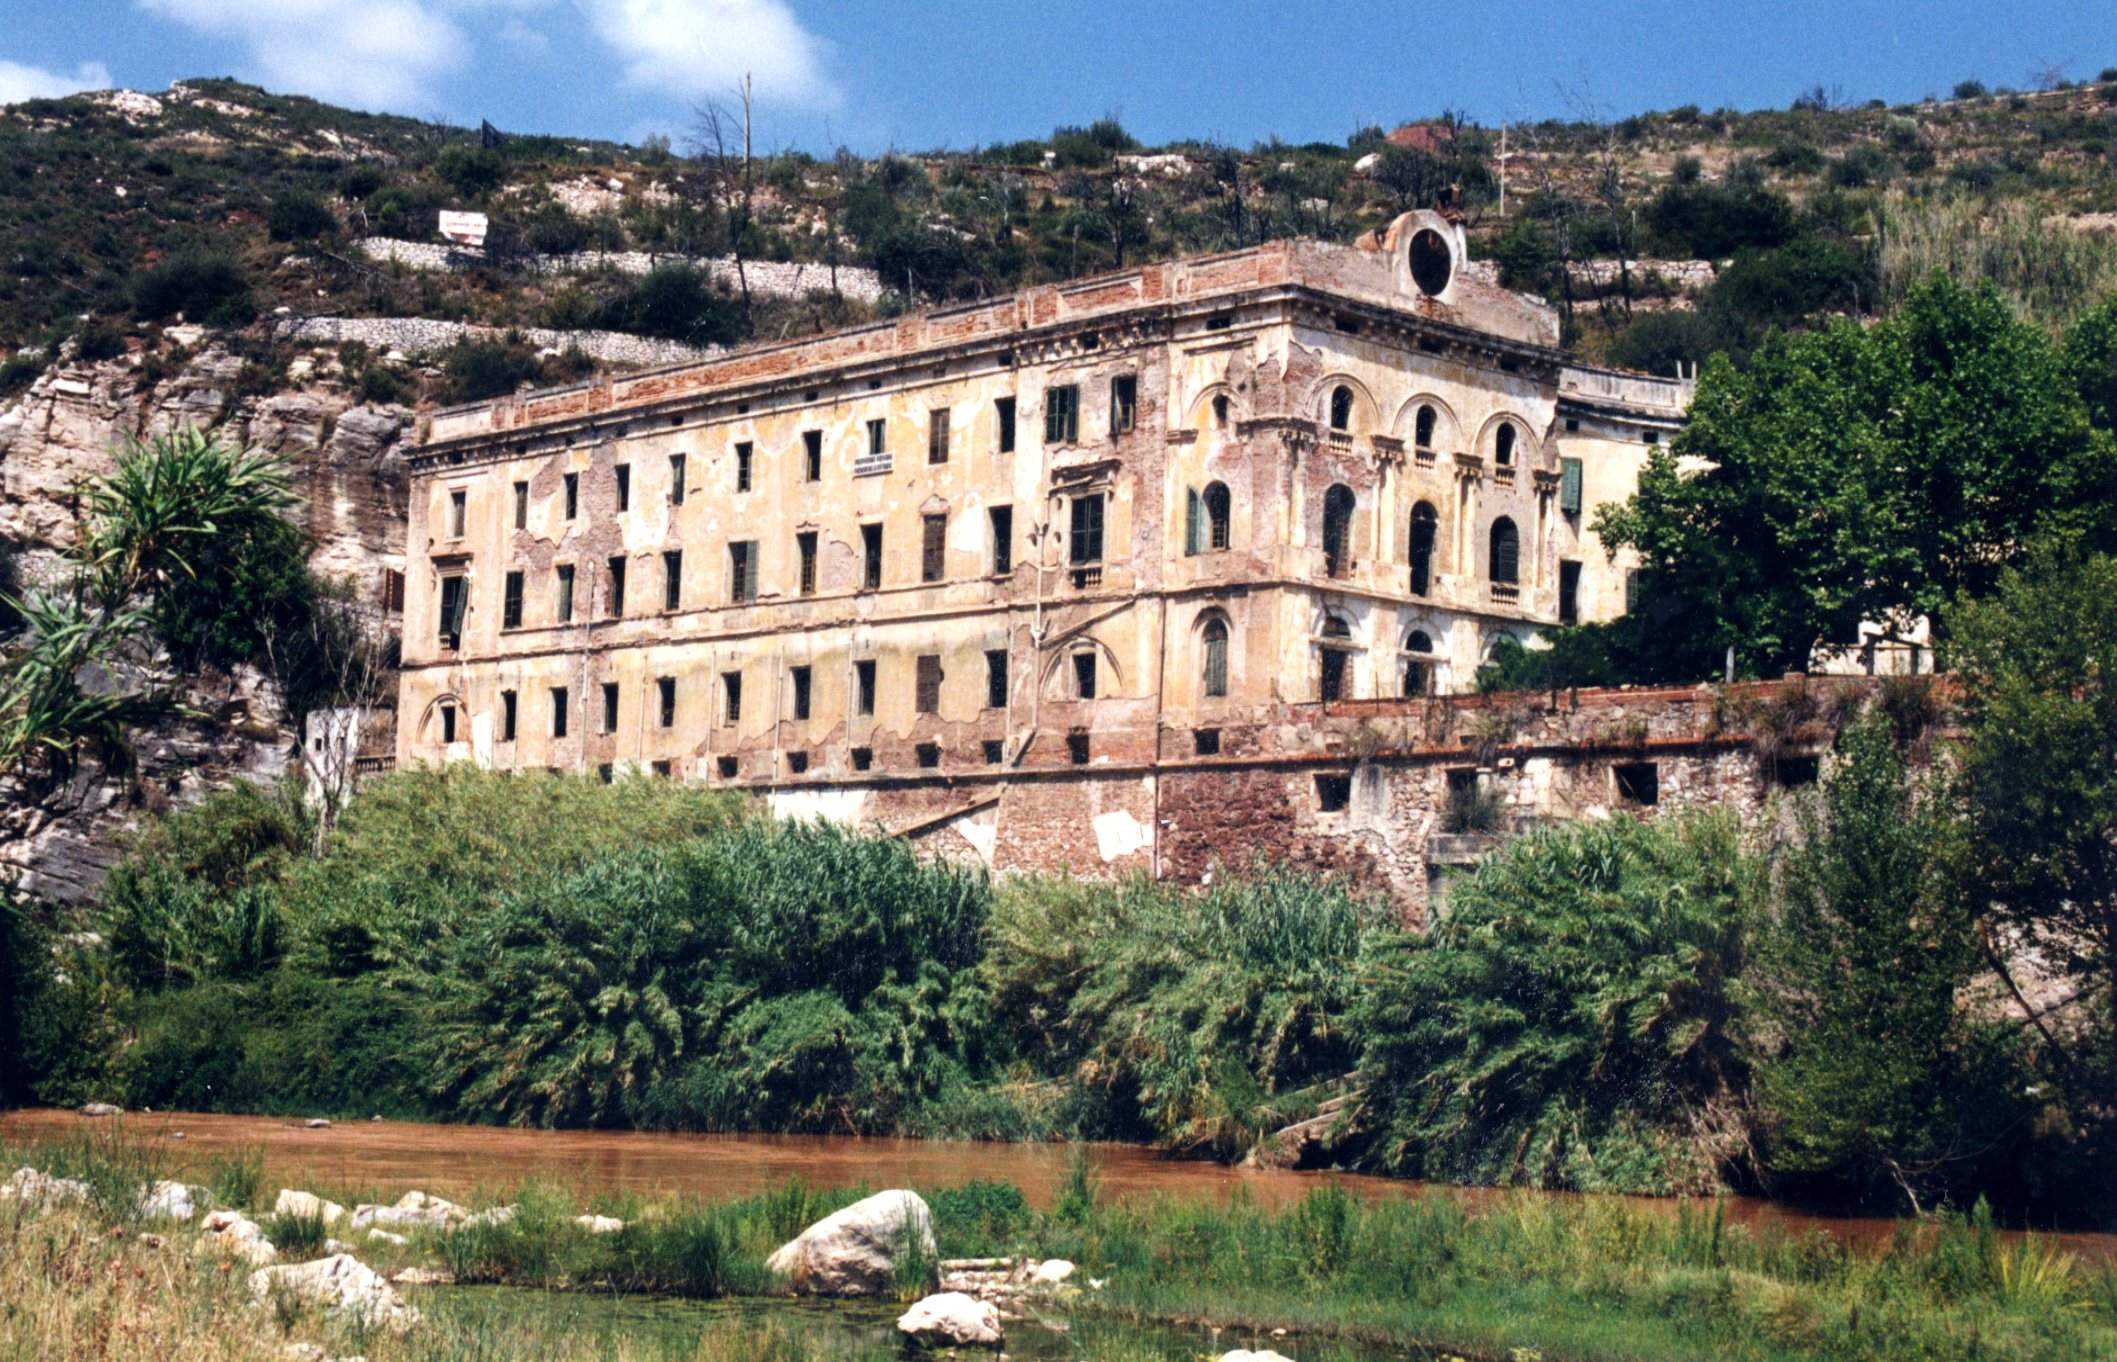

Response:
(438, 210), (488, 249)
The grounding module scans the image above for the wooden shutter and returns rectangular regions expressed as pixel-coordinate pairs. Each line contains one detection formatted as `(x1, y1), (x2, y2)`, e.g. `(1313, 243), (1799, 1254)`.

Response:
(1184, 487), (1201, 556)
(1560, 457), (1583, 515)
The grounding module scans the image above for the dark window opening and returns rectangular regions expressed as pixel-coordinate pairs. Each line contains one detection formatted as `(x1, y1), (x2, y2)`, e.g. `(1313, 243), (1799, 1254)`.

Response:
(1320, 649), (1348, 702)
(551, 686), (569, 738)
(513, 480), (528, 530)
(851, 746), (873, 771)
(985, 649), (1008, 709)
(1615, 761), (1659, 807)
(447, 489), (466, 538)
(615, 464), (631, 511)
(669, 453), (686, 505)
(1212, 393), (1230, 426)
(722, 671), (742, 725)
(803, 429), (823, 481)
(861, 523), (883, 590)
(928, 408), (950, 464)
(1066, 731), (1090, 764)
(555, 564), (575, 623)
(500, 689), (517, 742)
(916, 742), (941, 769)
(989, 506), (1012, 574)
(658, 676), (676, 728)
(734, 442), (752, 492)
(564, 472), (579, 519)
(439, 703), (456, 744)
(916, 654), (943, 714)
(982, 739), (1004, 765)
(651, 759), (672, 778)
(607, 556), (627, 617)
(1202, 617), (1229, 698)
(788, 751), (809, 775)
(1410, 501), (1438, 596)
(1414, 404), (1436, 449)
(1110, 374), (1137, 434)
(1559, 560), (1582, 625)
(437, 574), (466, 648)
(1322, 484), (1355, 578)
(382, 568), (405, 614)
(1403, 630), (1433, 698)
(922, 513), (947, 583)
(729, 541), (757, 603)
(1044, 384), (1078, 444)
(791, 665), (811, 721)
(717, 755), (738, 779)
(798, 531), (818, 596)
(1069, 493), (1104, 565)
(663, 550), (683, 611)
(1775, 754), (1821, 788)
(1193, 728), (1221, 756)
(502, 570), (524, 629)
(602, 682), (619, 733)
(1328, 385), (1354, 432)
(597, 763), (613, 784)
(1409, 228), (1453, 296)
(1072, 651), (1097, 699)
(1494, 424), (1516, 467)
(867, 418), (887, 456)
(996, 396), (1017, 453)
(1204, 482), (1231, 550)
(1315, 772), (1352, 812)
(855, 659), (876, 716)
(1489, 518), (1519, 585)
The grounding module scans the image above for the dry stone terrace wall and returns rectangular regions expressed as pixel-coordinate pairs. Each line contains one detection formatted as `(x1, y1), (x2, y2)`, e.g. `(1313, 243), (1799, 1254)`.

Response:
(274, 317), (716, 368)
(354, 239), (886, 306)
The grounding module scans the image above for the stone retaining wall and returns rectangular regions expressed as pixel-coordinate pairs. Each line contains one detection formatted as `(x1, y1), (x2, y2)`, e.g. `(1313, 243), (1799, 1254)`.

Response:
(354, 240), (885, 306)
(274, 316), (717, 367)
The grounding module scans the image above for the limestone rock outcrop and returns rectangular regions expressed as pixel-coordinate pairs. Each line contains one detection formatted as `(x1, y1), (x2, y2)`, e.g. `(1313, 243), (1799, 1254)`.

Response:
(895, 1291), (1003, 1348)
(249, 1253), (420, 1332)
(765, 1189), (937, 1297)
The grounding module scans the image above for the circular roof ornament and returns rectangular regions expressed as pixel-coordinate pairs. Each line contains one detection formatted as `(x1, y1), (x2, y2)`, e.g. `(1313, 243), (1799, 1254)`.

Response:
(1409, 228), (1452, 297)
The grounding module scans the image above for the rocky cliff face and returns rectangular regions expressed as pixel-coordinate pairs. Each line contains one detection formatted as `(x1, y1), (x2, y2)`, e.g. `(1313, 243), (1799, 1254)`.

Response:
(0, 336), (411, 902)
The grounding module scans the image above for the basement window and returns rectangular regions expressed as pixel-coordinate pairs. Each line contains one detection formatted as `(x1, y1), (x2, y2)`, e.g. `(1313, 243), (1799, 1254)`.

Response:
(982, 739), (1004, 765)
(597, 763), (613, 784)
(787, 751), (809, 775)
(1066, 731), (1091, 765)
(1315, 772), (1352, 812)
(851, 746), (873, 771)
(1193, 728), (1221, 756)
(717, 755), (738, 779)
(1614, 761), (1660, 807)
(1774, 754), (1821, 788)
(916, 742), (941, 769)
(651, 760), (672, 778)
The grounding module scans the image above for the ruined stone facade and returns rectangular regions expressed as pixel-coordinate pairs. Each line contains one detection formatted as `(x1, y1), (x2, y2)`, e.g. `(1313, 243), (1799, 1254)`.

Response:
(397, 212), (1701, 909)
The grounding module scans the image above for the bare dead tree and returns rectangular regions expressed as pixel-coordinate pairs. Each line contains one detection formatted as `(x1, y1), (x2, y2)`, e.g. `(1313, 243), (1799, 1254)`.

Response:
(692, 74), (757, 335)
(266, 581), (396, 856)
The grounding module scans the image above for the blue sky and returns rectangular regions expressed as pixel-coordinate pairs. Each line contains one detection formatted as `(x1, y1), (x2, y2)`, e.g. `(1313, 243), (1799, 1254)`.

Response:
(2, 1), (2112, 153)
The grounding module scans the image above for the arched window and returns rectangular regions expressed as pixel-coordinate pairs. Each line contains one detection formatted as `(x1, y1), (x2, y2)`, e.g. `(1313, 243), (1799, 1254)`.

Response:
(1211, 393), (1229, 427)
(1403, 629), (1434, 697)
(1414, 404), (1436, 450)
(1329, 385), (1354, 432)
(1495, 423), (1517, 467)
(1489, 517), (1520, 584)
(1203, 481), (1231, 551)
(1322, 484), (1355, 578)
(1409, 501), (1438, 596)
(1319, 616), (1352, 702)
(1201, 616), (1229, 698)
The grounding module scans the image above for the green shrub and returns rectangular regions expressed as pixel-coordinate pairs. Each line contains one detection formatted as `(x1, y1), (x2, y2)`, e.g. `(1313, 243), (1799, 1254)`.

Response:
(266, 190), (335, 242)
(1357, 813), (1759, 1193)
(600, 265), (743, 344)
(75, 318), (125, 361)
(131, 249), (254, 326)
(439, 339), (538, 402)
(435, 145), (507, 197)
(0, 355), (41, 396)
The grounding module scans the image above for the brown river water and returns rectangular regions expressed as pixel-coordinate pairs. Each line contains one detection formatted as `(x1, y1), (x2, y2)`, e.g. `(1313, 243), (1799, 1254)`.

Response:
(5, 1108), (2113, 1261)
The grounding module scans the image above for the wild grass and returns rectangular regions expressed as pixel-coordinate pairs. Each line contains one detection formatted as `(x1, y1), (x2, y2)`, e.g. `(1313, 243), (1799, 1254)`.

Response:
(1877, 189), (2117, 331)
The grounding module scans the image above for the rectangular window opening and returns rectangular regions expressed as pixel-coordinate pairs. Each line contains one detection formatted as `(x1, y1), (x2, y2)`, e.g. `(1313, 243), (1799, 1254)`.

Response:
(663, 550), (683, 611)
(1615, 761), (1660, 807)
(982, 739), (1004, 765)
(1069, 493), (1104, 567)
(791, 665), (812, 721)
(597, 763), (614, 785)
(735, 442), (753, 493)
(555, 564), (575, 623)
(669, 453), (687, 505)
(851, 746), (873, 771)
(995, 396), (1017, 453)
(447, 488), (466, 538)
(1193, 728), (1221, 756)
(1110, 374), (1137, 435)
(563, 471), (579, 519)
(512, 480), (528, 530)
(607, 556), (626, 617)
(802, 429), (823, 481)
(717, 755), (738, 779)
(614, 464), (631, 512)
(502, 570), (524, 629)
(722, 671), (743, 725)
(500, 689), (517, 742)
(1775, 754), (1821, 788)
(1315, 772), (1352, 812)
(922, 513), (947, 583)
(916, 742), (941, 769)
(657, 676), (676, 728)
(985, 649), (1009, 710)
(729, 541), (757, 603)
(928, 407), (951, 464)
(855, 659), (876, 716)
(798, 531), (818, 596)
(1559, 560), (1582, 626)
(916, 654), (943, 714)
(651, 759), (672, 778)
(439, 702), (457, 744)
(1066, 731), (1090, 765)
(787, 750), (809, 775)
(989, 506), (1012, 574)
(1072, 651), (1097, 699)
(867, 418), (887, 455)
(437, 574), (465, 648)
(1044, 384), (1079, 445)
(861, 523), (883, 591)
(551, 686), (569, 738)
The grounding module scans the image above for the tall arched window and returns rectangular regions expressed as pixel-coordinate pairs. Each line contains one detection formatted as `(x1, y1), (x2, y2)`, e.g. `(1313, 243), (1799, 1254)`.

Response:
(1403, 629), (1434, 697)
(1414, 404), (1436, 449)
(1322, 484), (1355, 578)
(1201, 616), (1229, 698)
(1329, 385), (1354, 432)
(1203, 481), (1231, 550)
(1212, 393), (1229, 427)
(1409, 501), (1438, 596)
(1489, 517), (1520, 584)
(1494, 423), (1517, 467)
(1319, 616), (1352, 702)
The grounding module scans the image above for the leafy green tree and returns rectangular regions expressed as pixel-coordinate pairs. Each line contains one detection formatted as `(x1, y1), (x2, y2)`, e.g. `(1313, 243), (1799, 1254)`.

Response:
(1598, 277), (2117, 677)
(2066, 290), (2117, 432)
(1355, 814), (1758, 1193)
(1747, 715), (2025, 1211)
(1949, 552), (2117, 1083)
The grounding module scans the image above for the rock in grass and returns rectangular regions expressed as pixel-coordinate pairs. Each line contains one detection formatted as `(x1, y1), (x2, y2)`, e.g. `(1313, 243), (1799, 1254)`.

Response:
(896, 1291), (1003, 1347)
(766, 1189), (938, 1297)
(141, 1180), (203, 1220)
(1217, 1352), (1297, 1362)
(249, 1254), (419, 1332)
(275, 1189), (348, 1223)
(0, 1167), (92, 1209)
(79, 1102), (121, 1117)
(199, 1209), (278, 1266)
(1031, 1257), (1076, 1285)
(572, 1214), (623, 1234)
(349, 1190), (461, 1230)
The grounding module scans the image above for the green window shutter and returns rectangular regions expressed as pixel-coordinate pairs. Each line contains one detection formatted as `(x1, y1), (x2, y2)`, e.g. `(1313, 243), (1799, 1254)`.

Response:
(1184, 487), (1201, 556)
(1560, 457), (1583, 515)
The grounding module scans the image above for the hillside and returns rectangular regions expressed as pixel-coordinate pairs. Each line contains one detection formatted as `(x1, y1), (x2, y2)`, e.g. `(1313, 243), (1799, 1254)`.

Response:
(3, 71), (2117, 407)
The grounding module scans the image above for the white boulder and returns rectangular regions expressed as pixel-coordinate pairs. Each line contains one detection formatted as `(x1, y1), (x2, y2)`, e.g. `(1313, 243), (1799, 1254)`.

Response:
(1031, 1257), (1076, 1286)
(79, 1102), (122, 1117)
(249, 1254), (419, 1333)
(765, 1190), (937, 1297)
(350, 1190), (461, 1230)
(896, 1291), (1003, 1348)
(141, 1180), (202, 1220)
(367, 1229), (408, 1247)
(200, 1209), (278, 1266)
(573, 1214), (623, 1234)
(458, 1204), (517, 1229)
(1219, 1351), (1297, 1362)
(275, 1189), (348, 1223)
(0, 1167), (91, 1208)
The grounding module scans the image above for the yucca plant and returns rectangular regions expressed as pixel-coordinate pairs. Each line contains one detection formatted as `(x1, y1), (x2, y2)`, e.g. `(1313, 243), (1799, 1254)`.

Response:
(0, 589), (167, 777)
(76, 427), (295, 608)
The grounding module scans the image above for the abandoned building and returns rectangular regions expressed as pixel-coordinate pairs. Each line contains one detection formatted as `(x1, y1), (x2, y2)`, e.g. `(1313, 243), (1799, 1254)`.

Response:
(396, 210), (1718, 909)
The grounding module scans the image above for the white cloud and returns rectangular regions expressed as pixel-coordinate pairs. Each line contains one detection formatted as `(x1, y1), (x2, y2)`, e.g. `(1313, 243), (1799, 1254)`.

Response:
(0, 59), (115, 106)
(136, 0), (470, 110)
(578, 0), (835, 108)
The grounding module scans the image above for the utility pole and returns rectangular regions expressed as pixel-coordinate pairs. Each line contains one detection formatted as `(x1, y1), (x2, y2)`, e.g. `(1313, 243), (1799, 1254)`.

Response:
(1497, 125), (1509, 219)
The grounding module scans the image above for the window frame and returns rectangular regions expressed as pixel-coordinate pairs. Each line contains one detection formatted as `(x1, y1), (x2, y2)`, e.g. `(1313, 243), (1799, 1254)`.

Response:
(1044, 384), (1079, 445)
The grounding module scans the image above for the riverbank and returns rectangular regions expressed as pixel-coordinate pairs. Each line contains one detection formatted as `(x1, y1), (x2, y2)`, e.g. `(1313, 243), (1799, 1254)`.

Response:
(4, 1122), (2112, 1362)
